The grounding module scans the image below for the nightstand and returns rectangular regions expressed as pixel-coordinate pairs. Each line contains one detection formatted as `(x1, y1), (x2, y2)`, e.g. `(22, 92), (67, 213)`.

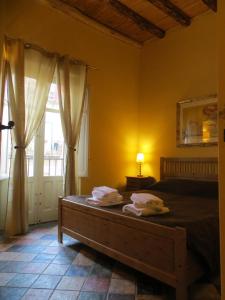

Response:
(126, 176), (156, 191)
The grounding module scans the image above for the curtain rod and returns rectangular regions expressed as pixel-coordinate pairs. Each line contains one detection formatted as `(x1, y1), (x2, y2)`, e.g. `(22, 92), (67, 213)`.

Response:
(5, 36), (98, 71)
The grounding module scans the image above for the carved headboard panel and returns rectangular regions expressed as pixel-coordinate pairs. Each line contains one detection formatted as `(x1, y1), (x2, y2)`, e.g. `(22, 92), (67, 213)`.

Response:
(160, 157), (218, 181)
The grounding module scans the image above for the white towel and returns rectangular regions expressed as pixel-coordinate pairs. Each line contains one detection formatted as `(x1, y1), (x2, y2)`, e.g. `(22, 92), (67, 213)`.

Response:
(87, 194), (123, 206)
(90, 186), (123, 205)
(131, 193), (164, 209)
(92, 186), (118, 200)
(122, 204), (169, 216)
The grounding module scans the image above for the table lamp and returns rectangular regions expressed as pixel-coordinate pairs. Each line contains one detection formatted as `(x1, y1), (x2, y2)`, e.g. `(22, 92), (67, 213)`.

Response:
(136, 153), (144, 177)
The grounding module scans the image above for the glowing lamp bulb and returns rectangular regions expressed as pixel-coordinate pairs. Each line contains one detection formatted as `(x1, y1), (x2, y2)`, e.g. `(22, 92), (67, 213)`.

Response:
(136, 153), (144, 163)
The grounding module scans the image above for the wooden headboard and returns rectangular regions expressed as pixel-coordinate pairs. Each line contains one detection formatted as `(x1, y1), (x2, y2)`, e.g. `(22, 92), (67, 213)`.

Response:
(160, 157), (218, 181)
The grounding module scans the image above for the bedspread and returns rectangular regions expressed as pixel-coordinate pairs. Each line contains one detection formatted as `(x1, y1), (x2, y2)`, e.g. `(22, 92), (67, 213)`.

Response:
(65, 190), (219, 277)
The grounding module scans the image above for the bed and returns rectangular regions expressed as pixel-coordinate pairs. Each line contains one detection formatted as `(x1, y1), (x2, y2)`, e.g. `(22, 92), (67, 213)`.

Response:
(58, 157), (219, 300)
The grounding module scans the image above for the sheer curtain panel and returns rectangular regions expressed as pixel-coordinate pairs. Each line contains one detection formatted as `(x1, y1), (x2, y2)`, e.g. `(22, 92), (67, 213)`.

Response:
(57, 57), (87, 195)
(77, 89), (89, 178)
(2, 38), (56, 236)
(0, 42), (7, 154)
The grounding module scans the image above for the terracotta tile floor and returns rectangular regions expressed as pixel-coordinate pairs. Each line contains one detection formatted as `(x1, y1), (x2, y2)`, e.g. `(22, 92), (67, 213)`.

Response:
(0, 223), (219, 300)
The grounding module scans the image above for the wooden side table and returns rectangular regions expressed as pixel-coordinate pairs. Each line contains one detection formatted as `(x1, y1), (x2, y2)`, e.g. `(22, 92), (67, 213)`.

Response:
(125, 176), (156, 191)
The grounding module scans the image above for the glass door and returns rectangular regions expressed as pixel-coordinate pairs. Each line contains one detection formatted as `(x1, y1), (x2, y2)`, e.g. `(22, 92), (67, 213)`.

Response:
(29, 82), (64, 223)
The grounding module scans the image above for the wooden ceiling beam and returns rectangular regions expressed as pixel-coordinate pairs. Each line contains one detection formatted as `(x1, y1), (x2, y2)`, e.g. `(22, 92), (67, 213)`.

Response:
(109, 0), (165, 39)
(43, 0), (142, 46)
(147, 0), (191, 26)
(202, 0), (217, 12)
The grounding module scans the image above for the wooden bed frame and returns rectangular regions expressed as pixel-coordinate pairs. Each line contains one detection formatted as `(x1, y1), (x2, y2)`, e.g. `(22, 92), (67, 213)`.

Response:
(58, 157), (218, 300)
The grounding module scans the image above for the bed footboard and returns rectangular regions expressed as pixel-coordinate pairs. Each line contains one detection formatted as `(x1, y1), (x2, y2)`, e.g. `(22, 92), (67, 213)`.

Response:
(58, 197), (202, 300)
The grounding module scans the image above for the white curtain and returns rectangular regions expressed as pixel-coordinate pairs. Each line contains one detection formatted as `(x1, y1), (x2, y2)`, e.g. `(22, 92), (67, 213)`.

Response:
(0, 42), (7, 155)
(77, 89), (89, 178)
(57, 57), (87, 195)
(2, 38), (56, 236)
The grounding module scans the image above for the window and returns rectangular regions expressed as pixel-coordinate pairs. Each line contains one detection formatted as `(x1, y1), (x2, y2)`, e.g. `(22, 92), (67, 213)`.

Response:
(24, 80), (65, 177)
(0, 80), (89, 179)
(0, 86), (11, 177)
(43, 83), (64, 176)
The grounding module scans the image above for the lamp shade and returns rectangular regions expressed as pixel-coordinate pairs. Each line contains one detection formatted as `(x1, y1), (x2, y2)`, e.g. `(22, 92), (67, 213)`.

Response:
(136, 153), (144, 163)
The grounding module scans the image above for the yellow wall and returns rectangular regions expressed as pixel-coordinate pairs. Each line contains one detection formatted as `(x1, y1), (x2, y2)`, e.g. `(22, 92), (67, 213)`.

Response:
(139, 12), (218, 179)
(1, 0), (141, 193)
(0, 1), (219, 189)
(218, 0), (225, 298)
(1, 2), (223, 290)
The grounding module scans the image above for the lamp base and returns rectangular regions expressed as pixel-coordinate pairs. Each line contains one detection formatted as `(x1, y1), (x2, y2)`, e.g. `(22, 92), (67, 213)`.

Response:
(137, 162), (143, 178)
(137, 175), (143, 178)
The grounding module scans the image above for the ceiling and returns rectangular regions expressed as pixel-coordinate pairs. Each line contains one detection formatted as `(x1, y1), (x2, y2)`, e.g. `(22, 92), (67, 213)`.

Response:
(47, 0), (217, 44)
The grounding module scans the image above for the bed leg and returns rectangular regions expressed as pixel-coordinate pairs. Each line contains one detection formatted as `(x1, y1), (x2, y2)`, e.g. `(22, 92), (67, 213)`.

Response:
(58, 196), (63, 244)
(58, 230), (63, 243)
(175, 227), (187, 300)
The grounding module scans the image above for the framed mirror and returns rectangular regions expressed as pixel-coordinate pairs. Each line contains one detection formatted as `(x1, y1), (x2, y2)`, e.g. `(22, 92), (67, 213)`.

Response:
(177, 95), (218, 147)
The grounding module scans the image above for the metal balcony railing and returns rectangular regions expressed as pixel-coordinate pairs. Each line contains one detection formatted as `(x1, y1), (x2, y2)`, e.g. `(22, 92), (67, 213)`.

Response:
(26, 155), (64, 177)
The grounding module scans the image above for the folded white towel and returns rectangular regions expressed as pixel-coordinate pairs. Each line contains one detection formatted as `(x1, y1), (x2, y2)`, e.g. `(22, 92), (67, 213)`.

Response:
(91, 186), (123, 205)
(122, 204), (169, 217)
(87, 194), (123, 206)
(131, 193), (164, 209)
(131, 192), (163, 202)
(93, 186), (117, 194)
(92, 186), (118, 200)
(92, 191), (119, 201)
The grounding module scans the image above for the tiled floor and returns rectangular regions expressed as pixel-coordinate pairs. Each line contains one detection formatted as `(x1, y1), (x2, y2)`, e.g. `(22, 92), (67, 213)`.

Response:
(0, 223), (220, 300)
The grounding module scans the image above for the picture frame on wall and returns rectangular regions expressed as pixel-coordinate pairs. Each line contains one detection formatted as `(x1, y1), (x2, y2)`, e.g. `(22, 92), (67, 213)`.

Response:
(177, 95), (218, 147)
